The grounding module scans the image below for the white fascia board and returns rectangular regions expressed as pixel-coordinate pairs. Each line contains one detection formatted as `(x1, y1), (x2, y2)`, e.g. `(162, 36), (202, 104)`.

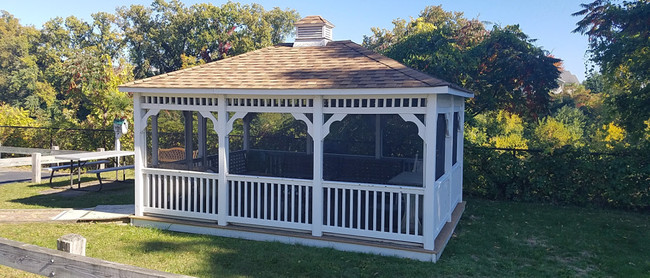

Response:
(120, 86), (473, 98)
(448, 87), (474, 98)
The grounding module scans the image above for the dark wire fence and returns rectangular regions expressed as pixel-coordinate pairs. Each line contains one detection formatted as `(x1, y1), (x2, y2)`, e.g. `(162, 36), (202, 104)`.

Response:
(0, 125), (114, 151)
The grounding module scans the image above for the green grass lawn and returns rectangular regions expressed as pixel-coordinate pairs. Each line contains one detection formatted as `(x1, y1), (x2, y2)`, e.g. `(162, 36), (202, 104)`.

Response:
(0, 192), (648, 277)
(0, 169), (134, 209)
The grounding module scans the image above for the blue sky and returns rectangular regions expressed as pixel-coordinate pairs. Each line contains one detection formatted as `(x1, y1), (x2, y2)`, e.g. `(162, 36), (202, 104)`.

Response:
(4, 0), (590, 81)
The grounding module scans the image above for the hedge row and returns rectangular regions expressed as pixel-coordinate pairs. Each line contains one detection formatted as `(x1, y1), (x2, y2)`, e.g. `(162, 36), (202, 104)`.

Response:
(463, 145), (650, 211)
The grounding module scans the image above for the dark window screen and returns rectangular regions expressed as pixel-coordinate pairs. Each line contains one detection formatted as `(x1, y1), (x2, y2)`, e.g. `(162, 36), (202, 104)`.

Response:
(453, 112), (459, 165)
(436, 114), (446, 180)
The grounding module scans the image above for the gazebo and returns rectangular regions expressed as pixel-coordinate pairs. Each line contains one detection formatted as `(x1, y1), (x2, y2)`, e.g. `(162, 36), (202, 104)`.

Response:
(119, 16), (471, 262)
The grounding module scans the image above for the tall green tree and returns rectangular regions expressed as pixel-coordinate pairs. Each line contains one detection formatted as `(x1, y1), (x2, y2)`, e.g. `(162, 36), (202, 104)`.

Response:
(0, 11), (41, 105)
(573, 0), (650, 140)
(117, 0), (299, 78)
(364, 5), (560, 119)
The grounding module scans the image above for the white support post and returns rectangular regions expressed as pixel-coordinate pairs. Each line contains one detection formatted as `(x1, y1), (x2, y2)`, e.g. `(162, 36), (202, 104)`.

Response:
(133, 93), (145, 216)
(31, 153), (41, 183)
(375, 114), (381, 159)
(217, 96), (228, 226)
(312, 97), (324, 237)
(151, 115), (159, 167)
(422, 94), (437, 251)
(459, 103), (465, 202)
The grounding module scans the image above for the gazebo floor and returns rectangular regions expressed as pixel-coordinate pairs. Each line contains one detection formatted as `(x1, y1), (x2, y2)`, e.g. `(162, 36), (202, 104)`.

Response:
(130, 201), (465, 262)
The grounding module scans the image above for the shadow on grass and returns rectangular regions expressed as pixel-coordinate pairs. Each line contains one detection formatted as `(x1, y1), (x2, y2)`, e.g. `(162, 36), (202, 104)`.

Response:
(131, 228), (441, 277)
(11, 178), (134, 209)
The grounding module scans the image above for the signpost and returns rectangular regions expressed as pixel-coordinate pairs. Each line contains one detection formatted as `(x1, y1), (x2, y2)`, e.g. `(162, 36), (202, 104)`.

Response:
(113, 118), (129, 179)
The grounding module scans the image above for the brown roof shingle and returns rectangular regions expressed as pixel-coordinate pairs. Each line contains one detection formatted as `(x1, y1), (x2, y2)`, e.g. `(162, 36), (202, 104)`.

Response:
(119, 40), (468, 92)
(296, 15), (334, 27)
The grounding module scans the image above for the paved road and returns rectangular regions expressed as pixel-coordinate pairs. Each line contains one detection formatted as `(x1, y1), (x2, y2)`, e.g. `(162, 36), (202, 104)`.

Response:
(0, 167), (54, 185)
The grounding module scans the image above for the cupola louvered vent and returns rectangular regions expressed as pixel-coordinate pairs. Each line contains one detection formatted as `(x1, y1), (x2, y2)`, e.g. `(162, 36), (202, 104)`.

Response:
(293, 16), (334, 47)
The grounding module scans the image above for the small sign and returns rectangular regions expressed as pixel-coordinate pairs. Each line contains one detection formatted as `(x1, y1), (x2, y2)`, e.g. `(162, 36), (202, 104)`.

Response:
(113, 118), (128, 138)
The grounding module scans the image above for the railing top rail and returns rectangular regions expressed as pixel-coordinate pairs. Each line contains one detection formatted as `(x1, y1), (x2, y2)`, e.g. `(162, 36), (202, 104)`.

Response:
(142, 167), (219, 177)
(323, 180), (425, 194)
(227, 174), (313, 185)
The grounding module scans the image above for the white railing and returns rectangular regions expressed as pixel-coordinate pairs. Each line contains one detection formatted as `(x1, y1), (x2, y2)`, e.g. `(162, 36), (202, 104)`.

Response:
(226, 175), (313, 231)
(434, 173), (452, 235)
(139, 170), (460, 246)
(142, 168), (219, 221)
(322, 181), (425, 243)
(450, 164), (462, 210)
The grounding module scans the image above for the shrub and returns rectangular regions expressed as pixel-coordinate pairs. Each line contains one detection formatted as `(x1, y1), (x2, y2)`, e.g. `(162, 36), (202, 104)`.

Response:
(464, 144), (650, 211)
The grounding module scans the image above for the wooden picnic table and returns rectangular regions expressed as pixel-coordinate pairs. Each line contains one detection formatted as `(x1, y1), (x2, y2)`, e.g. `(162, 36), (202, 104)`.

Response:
(55, 151), (135, 190)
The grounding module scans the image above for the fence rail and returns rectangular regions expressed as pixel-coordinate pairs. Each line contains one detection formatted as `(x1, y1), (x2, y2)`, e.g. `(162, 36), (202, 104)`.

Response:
(0, 237), (193, 278)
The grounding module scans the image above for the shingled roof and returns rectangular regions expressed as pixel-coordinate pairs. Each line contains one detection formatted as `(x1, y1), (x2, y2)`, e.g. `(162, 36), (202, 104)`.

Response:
(296, 15), (334, 27)
(119, 40), (470, 93)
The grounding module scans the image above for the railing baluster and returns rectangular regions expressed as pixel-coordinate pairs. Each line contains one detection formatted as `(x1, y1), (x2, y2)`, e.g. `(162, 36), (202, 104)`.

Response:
(174, 176), (179, 210)
(372, 191), (377, 231)
(389, 192), (394, 233)
(211, 178), (215, 214)
(234, 181), (240, 217)
(415, 194), (420, 235)
(380, 192), (385, 232)
(181, 176), (186, 211)
(257, 182), (261, 219)
(306, 186), (310, 224)
(342, 188), (347, 227)
(144, 174), (150, 208)
(298, 185), (303, 223)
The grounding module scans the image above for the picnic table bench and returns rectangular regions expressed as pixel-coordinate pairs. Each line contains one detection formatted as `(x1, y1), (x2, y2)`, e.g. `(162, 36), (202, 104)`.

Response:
(87, 165), (134, 190)
(45, 160), (110, 185)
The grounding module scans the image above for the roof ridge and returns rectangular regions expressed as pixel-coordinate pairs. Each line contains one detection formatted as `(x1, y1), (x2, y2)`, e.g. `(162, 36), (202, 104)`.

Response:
(339, 41), (441, 87)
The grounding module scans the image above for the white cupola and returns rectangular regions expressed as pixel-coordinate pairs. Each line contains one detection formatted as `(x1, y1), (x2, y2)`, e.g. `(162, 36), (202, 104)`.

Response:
(293, 15), (334, 47)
